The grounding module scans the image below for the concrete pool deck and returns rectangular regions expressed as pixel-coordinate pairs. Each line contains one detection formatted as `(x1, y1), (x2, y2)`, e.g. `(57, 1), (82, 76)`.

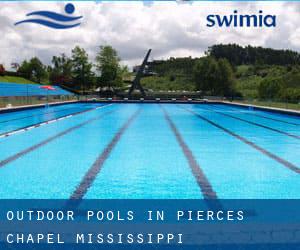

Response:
(223, 101), (300, 117)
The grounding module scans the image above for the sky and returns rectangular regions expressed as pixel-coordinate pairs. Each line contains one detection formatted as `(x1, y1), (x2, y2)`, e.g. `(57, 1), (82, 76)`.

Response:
(0, 1), (300, 70)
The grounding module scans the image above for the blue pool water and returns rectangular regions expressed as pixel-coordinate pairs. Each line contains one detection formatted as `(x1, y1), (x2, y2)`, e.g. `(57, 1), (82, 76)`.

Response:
(0, 103), (103, 136)
(0, 103), (298, 199)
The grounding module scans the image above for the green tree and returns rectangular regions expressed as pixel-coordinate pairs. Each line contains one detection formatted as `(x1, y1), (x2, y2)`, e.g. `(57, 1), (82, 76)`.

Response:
(208, 44), (300, 66)
(71, 46), (94, 91)
(258, 78), (283, 99)
(18, 60), (32, 79)
(95, 45), (122, 88)
(215, 58), (235, 96)
(193, 57), (235, 96)
(18, 58), (47, 83)
(280, 88), (300, 102)
(193, 57), (218, 94)
(50, 54), (73, 85)
(29, 57), (47, 83)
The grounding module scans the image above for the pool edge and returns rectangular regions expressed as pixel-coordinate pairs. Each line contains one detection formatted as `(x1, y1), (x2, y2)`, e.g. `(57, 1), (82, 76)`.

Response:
(1, 99), (299, 117)
(222, 101), (300, 117)
(0, 100), (79, 114)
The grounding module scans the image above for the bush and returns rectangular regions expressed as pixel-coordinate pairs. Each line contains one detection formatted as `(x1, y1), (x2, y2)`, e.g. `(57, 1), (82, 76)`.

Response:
(193, 57), (235, 96)
(0, 64), (5, 76)
(258, 78), (283, 99)
(279, 88), (300, 103)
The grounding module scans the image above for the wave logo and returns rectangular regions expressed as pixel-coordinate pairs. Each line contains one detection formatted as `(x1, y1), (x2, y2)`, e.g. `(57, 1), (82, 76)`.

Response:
(15, 3), (82, 29)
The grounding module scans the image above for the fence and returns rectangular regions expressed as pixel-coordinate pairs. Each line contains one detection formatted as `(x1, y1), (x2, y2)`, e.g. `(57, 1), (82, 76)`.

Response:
(0, 82), (77, 108)
(231, 97), (300, 111)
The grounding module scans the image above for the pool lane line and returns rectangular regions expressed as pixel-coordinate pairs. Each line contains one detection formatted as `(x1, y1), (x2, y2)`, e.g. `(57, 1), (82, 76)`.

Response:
(0, 108), (116, 168)
(0, 104), (106, 138)
(0, 104), (92, 124)
(0, 104), (112, 139)
(251, 113), (300, 126)
(70, 108), (141, 200)
(179, 106), (300, 174)
(160, 105), (219, 200)
(202, 106), (300, 140)
(213, 105), (300, 126)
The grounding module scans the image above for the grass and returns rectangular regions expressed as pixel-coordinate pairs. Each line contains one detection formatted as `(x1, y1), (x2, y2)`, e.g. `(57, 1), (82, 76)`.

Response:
(0, 76), (37, 84)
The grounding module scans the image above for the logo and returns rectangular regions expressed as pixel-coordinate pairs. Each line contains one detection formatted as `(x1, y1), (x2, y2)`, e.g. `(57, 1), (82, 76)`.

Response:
(206, 10), (276, 28)
(15, 3), (82, 29)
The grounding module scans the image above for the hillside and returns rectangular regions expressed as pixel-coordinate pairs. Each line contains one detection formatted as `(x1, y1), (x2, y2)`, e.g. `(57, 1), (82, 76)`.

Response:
(0, 76), (37, 84)
(143, 57), (197, 91)
(141, 45), (300, 105)
(235, 64), (300, 102)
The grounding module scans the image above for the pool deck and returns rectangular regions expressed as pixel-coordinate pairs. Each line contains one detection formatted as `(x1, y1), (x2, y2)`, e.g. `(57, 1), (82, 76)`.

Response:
(0, 99), (299, 117)
(223, 101), (300, 117)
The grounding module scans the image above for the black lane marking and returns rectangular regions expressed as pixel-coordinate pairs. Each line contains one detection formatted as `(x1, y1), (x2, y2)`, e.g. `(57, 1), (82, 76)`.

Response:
(180, 106), (300, 174)
(0, 104), (90, 124)
(203, 106), (300, 140)
(0, 104), (107, 138)
(214, 105), (300, 126)
(251, 113), (300, 126)
(160, 105), (219, 200)
(0, 109), (116, 168)
(70, 109), (141, 200)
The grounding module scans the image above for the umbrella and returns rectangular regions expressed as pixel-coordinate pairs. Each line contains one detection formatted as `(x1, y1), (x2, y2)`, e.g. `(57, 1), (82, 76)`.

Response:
(40, 85), (55, 91)
(40, 85), (56, 106)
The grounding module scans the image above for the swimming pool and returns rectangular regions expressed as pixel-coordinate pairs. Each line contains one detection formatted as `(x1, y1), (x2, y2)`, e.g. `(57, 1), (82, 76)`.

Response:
(0, 103), (298, 199)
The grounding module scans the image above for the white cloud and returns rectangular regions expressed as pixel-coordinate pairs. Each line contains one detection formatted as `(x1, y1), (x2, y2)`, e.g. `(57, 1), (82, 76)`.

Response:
(0, 1), (300, 70)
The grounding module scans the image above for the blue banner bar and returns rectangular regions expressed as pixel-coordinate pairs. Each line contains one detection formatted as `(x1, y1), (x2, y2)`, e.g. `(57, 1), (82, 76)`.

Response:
(0, 199), (299, 249)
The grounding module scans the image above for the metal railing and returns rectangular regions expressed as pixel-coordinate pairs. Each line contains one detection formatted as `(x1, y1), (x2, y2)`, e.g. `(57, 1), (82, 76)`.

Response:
(0, 95), (78, 109)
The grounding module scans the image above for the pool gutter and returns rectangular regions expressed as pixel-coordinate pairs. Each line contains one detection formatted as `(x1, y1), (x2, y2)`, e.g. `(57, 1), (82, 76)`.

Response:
(79, 99), (300, 117)
(0, 99), (299, 117)
(222, 101), (300, 117)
